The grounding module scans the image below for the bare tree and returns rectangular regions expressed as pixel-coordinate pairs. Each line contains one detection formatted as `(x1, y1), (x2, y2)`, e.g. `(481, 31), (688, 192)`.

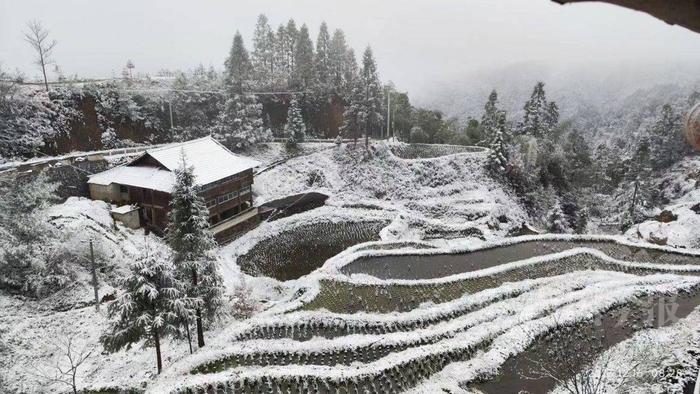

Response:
(126, 59), (135, 78)
(23, 20), (57, 91)
(30, 334), (94, 394)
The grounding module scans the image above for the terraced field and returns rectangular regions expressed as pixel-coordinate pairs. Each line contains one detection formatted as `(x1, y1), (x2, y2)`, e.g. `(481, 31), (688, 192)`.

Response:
(152, 236), (700, 393)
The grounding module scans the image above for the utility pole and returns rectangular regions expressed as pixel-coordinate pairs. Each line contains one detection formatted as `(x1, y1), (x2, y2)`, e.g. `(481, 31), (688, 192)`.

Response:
(168, 101), (174, 130)
(365, 85), (369, 148)
(89, 239), (100, 311)
(386, 91), (391, 141)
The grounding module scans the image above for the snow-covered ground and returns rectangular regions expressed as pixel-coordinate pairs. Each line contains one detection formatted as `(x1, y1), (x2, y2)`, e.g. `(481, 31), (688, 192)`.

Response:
(626, 156), (700, 248)
(3, 142), (700, 393)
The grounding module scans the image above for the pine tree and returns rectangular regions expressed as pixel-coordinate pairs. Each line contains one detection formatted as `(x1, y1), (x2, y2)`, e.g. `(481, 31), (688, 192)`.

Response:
(341, 77), (364, 144)
(166, 155), (224, 348)
(328, 29), (349, 95)
(486, 110), (509, 176)
(224, 32), (252, 95)
(343, 48), (359, 98)
(520, 81), (558, 137)
(358, 46), (383, 144)
(547, 201), (571, 234)
(274, 19), (298, 87)
(649, 104), (684, 168)
(284, 97), (306, 149)
(314, 22), (332, 87)
(481, 90), (500, 142)
(251, 14), (276, 89)
(292, 24), (314, 90)
(100, 247), (198, 374)
(216, 93), (270, 149)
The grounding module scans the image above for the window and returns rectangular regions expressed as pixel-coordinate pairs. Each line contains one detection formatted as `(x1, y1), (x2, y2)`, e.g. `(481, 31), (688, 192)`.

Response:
(206, 199), (216, 208)
(240, 186), (251, 196)
(119, 185), (128, 193)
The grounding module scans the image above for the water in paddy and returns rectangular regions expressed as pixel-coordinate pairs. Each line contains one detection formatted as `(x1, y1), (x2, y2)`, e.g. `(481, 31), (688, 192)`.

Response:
(470, 290), (700, 394)
(238, 220), (388, 281)
(342, 240), (700, 280)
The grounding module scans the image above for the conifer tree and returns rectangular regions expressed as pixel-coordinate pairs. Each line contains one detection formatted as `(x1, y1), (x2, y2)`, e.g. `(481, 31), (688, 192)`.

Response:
(292, 24), (314, 90)
(314, 22), (332, 87)
(100, 247), (198, 374)
(520, 81), (558, 137)
(284, 97), (306, 149)
(343, 48), (359, 97)
(217, 93), (270, 149)
(166, 155), (224, 348)
(481, 90), (500, 142)
(358, 46), (383, 144)
(341, 77), (364, 145)
(486, 111), (509, 176)
(221, 32), (269, 149)
(328, 29), (350, 95)
(251, 14), (276, 89)
(274, 19), (298, 86)
(547, 201), (571, 233)
(224, 32), (252, 94)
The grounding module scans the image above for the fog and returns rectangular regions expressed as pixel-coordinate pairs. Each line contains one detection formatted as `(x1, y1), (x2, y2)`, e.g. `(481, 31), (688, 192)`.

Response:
(2, 0), (700, 102)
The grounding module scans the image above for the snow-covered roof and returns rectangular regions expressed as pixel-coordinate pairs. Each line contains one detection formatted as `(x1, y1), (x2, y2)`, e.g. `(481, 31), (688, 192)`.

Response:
(111, 205), (139, 214)
(88, 137), (261, 192)
(88, 165), (175, 192)
(143, 136), (261, 186)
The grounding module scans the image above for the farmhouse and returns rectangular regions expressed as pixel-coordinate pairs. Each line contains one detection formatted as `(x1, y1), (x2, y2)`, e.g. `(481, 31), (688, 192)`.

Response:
(87, 136), (261, 241)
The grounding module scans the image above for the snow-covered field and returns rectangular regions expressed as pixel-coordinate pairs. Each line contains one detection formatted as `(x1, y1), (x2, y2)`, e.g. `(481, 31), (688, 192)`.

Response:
(2, 141), (700, 393)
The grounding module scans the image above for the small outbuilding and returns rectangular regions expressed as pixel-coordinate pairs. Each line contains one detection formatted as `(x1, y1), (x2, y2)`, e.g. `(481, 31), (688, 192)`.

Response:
(88, 136), (261, 239)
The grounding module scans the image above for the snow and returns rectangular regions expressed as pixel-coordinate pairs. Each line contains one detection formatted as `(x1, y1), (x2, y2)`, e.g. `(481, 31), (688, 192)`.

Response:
(7, 142), (700, 393)
(88, 137), (262, 193)
(111, 204), (138, 214)
(89, 165), (175, 192)
(550, 307), (700, 394)
(144, 136), (261, 186)
(149, 271), (700, 393)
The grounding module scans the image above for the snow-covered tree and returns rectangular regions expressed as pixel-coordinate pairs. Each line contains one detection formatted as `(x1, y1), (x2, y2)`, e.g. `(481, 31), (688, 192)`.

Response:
(520, 81), (558, 137)
(284, 97), (306, 149)
(125, 59), (135, 79)
(314, 22), (332, 87)
(341, 79), (363, 144)
(166, 155), (224, 348)
(481, 90), (500, 142)
(100, 128), (119, 149)
(292, 24), (314, 90)
(224, 32), (252, 95)
(100, 247), (198, 374)
(328, 29), (355, 97)
(251, 14), (276, 89)
(342, 46), (383, 146)
(170, 67), (224, 141)
(546, 201), (571, 233)
(216, 92), (270, 149)
(23, 20), (57, 91)
(359, 46), (383, 140)
(0, 172), (66, 297)
(218, 45), (272, 152)
(274, 19), (298, 86)
(648, 104), (685, 168)
(486, 111), (509, 175)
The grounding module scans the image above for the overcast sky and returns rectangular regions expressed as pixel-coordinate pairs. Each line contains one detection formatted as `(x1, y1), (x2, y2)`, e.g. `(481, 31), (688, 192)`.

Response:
(2, 0), (700, 98)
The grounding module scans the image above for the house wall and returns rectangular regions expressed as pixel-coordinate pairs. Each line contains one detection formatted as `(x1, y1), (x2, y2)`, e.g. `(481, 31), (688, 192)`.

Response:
(89, 183), (121, 202)
(112, 210), (141, 229)
(90, 166), (257, 231)
(128, 186), (171, 229)
(200, 169), (255, 225)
